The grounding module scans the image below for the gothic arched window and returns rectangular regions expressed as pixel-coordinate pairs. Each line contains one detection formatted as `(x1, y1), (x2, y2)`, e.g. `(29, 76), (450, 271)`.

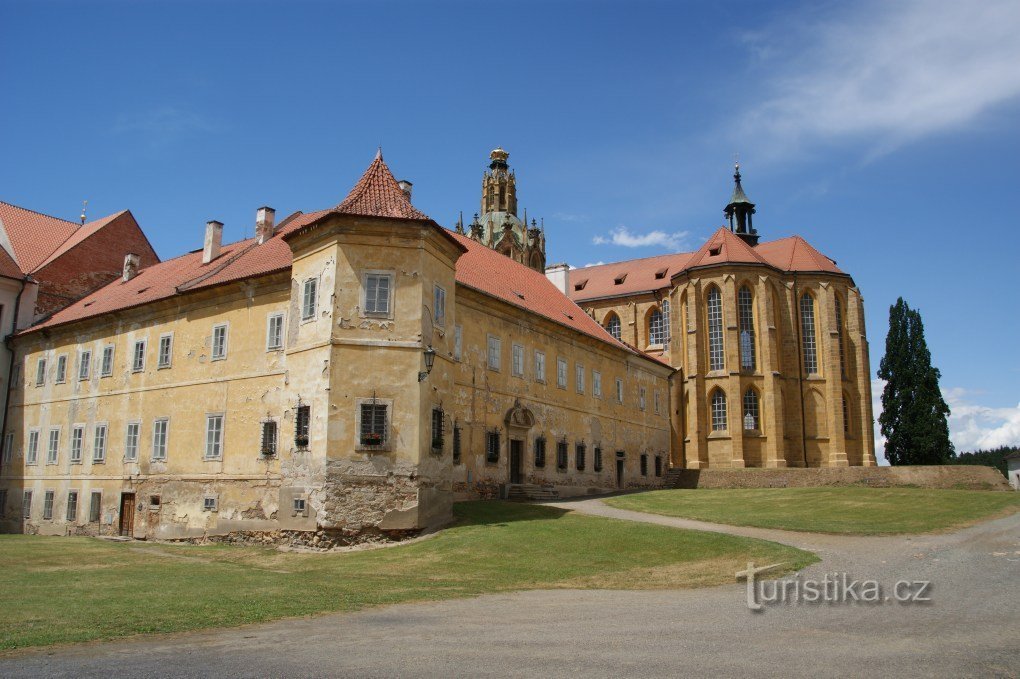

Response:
(743, 387), (760, 431)
(661, 299), (671, 343)
(711, 388), (728, 431)
(707, 286), (724, 371)
(738, 285), (756, 371)
(835, 296), (846, 378)
(604, 313), (622, 341)
(648, 308), (665, 346)
(800, 293), (818, 375)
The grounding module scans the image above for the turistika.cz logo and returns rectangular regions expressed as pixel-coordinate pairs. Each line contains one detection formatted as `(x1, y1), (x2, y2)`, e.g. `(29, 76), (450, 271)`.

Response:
(736, 562), (932, 611)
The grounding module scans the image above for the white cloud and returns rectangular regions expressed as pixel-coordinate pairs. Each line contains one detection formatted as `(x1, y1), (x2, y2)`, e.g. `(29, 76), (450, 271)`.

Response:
(582, 261), (605, 268)
(741, 0), (1020, 156)
(592, 226), (689, 250)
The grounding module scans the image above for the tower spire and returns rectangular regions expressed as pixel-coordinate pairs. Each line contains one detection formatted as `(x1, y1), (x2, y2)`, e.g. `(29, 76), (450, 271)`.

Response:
(724, 161), (758, 246)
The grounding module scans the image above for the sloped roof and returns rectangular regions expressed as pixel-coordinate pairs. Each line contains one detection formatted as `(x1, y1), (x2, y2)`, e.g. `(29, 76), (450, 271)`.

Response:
(0, 201), (79, 272)
(0, 244), (22, 280)
(32, 210), (130, 272)
(332, 150), (429, 221)
(569, 251), (694, 302)
(754, 235), (843, 274)
(684, 227), (771, 270)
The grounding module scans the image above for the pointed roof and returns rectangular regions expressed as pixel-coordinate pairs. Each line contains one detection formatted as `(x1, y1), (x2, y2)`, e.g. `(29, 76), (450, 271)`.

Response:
(31, 210), (136, 272)
(754, 235), (843, 274)
(685, 227), (770, 269)
(727, 164), (753, 207)
(332, 150), (430, 221)
(0, 200), (79, 272)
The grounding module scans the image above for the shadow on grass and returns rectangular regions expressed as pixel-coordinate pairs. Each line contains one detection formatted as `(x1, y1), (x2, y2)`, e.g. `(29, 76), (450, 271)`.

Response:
(452, 500), (570, 526)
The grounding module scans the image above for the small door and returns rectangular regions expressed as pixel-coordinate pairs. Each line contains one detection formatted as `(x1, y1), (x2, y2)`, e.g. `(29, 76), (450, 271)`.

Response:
(119, 492), (135, 536)
(509, 439), (524, 485)
(616, 454), (625, 489)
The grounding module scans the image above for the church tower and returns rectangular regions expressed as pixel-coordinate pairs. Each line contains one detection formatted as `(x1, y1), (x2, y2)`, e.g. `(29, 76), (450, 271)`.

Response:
(461, 147), (546, 272)
(724, 162), (759, 246)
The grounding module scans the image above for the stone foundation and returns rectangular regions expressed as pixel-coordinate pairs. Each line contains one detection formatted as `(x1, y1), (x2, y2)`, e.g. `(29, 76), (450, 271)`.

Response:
(667, 465), (1010, 491)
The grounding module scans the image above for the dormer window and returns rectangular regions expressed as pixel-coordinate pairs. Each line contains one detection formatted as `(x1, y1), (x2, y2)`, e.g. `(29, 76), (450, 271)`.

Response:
(573, 280), (587, 291)
(709, 246), (722, 257)
(654, 268), (668, 280)
(613, 273), (627, 285)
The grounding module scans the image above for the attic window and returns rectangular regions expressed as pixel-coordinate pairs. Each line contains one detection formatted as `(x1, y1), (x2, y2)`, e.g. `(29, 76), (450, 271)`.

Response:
(83, 301), (94, 307)
(513, 290), (525, 300)
(654, 268), (668, 280)
(573, 280), (588, 291)
(137, 287), (150, 294)
(563, 312), (574, 320)
(709, 246), (722, 257)
(613, 273), (627, 285)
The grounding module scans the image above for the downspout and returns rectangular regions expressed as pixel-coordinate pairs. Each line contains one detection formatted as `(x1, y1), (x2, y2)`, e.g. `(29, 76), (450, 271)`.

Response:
(1, 275), (30, 444)
(793, 273), (808, 467)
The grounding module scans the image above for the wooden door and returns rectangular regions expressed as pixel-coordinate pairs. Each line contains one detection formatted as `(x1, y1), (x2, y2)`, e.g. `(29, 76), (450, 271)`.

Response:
(119, 492), (135, 536)
(509, 440), (523, 484)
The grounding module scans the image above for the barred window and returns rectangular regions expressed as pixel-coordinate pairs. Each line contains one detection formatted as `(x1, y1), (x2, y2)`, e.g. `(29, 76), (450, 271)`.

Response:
(295, 405), (310, 448)
(431, 408), (444, 450)
(534, 437), (546, 468)
(605, 313), (621, 341)
(453, 426), (462, 464)
(801, 293), (818, 375)
(575, 442), (586, 471)
(648, 308), (665, 345)
(711, 389), (727, 431)
(594, 446), (603, 472)
(654, 455), (663, 477)
(843, 394), (851, 435)
(640, 453), (648, 476)
(261, 420), (278, 457)
(66, 491), (78, 522)
(738, 286), (756, 371)
(743, 388), (760, 431)
(707, 287), (724, 371)
(360, 403), (387, 447)
(486, 431), (500, 463)
(556, 440), (568, 470)
(835, 296), (846, 378)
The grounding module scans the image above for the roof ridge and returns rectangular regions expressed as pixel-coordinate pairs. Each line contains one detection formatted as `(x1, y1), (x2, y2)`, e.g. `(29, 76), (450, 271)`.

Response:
(572, 250), (694, 272)
(0, 199), (80, 226)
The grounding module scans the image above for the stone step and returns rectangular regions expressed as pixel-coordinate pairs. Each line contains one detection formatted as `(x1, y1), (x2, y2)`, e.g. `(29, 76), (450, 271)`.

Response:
(505, 484), (560, 501)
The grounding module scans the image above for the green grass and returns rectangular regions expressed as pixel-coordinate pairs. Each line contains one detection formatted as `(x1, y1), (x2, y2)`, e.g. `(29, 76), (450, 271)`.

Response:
(605, 487), (1020, 535)
(0, 501), (814, 651)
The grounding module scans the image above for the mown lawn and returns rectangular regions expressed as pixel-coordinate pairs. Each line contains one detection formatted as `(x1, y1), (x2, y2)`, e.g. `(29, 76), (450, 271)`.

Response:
(0, 501), (814, 651)
(605, 487), (1020, 535)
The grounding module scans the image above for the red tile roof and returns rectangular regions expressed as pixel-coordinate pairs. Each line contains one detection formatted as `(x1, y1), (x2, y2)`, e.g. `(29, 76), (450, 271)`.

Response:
(332, 150), (429, 221)
(569, 227), (845, 303)
(0, 200), (79, 272)
(31, 210), (130, 271)
(0, 245), (22, 280)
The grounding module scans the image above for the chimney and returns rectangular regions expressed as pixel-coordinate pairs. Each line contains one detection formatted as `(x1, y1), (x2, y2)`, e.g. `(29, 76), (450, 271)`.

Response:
(545, 263), (571, 296)
(255, 206), (276, 244)
(122, 253), (140, 282)
(203, 220), (223, 264)
(397, 180), (413, 200)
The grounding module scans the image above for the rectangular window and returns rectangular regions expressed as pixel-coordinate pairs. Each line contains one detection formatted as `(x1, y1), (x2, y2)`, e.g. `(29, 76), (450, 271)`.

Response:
(35, 358), (46, 386)
(211, 324), (228, 361)
(293, 497), (307, 514)
(22, 491), (32, 519)
(360, 403), (387, 446)
(487, 335), (501, 371)
(203, 496), (218, 512)
(43, 490), (54, 520)
(66, 491), (78, 522)
(302, 278), (318, 320)
(534, 437), (546, 468)
(453, 325), (462, 361)
(534, 351), (546, 383)
(261, 420), (278, 457)
(575, 443), (586, 471)
(363, 272), (392, 316)
(640, 454), (648, 476)
(205, 415), (224, 459)
(433, 284), (446, 327)
(557, 357), (568, 389)
(616, 378), (624, 404)
(556, 440), (568, 470)
(655, 455), (663, 477)
(79, 350), (92, 380)
(92, 424), (107, 463)
(266, 313), (284, 350)
(158, 333), (173, 368)
(295, 405), (311, 448)
(654, 390), (661, 414)
(486, 431), (500, 463)
(152, 418), (169, 461)
(639, 387), (647, 411)
(512, 344), (524, 377)
(575, 364), (585, 394)
(125, 422), (140, 461)
(2, 432), (12, 465)
(46, 428), (59, 465)
(131, 340), (145, 372)
(431, 408), (444, 450)
(452, 426), (462, 464)
(594, 447), (603, 472)
(70, 425), (84, 463)
(26, 430), (39, 465)
(0, 489), (6, 517)
(100, 345), (114, 377)
(89, 491), (102, 522)
(593, 370), (602, 398)
(55, 355), (67, 383)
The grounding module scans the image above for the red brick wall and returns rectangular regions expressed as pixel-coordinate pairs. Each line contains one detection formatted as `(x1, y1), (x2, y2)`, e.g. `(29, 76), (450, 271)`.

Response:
(32, 212), (159, 317)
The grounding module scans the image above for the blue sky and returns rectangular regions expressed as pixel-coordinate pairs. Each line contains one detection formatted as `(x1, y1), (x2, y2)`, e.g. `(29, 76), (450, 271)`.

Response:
(2, 0), (1018, 457)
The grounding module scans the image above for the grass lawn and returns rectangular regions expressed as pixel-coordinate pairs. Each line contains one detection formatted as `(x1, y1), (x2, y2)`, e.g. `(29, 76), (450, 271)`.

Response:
(605, 487), (1020, 535)
(0, 501), (814, 651)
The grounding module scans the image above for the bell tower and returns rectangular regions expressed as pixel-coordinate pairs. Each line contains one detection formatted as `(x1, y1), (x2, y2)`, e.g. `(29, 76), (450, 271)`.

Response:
(481, 147), (518, 216)
(724, 162), (759, 246)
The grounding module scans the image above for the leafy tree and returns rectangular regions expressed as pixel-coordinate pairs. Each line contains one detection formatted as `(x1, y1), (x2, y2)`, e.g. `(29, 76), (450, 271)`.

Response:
(952, 446), (1016, 478)
(878, 298), (954, 465)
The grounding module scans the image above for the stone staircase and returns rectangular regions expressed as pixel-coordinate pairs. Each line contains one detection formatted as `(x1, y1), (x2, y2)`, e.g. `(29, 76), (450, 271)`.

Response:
(662, 469), (688, 489)
(505, 484), (561, 502)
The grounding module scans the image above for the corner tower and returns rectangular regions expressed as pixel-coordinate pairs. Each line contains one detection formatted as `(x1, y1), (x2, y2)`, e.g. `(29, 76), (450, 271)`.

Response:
(461, 147), (546, 272)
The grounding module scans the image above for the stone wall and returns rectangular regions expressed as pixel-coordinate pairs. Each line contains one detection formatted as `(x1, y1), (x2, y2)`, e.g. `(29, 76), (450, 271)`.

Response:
(667, 465), (1010, 490)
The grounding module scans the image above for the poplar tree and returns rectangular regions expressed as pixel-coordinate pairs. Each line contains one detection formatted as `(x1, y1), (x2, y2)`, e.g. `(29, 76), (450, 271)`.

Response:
(878, 298), (954, 465)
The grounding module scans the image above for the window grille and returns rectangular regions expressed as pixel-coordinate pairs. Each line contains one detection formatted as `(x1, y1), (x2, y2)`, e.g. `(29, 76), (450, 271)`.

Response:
(707, 287), (724, 371)
(486, 431), (500, 463)
(711, 389), (728, 431)
(534, 437), (546, 468)
(431, 407), (444, 450)
(575, 442), (586, 471)
(360, 398), (387, 447)
(801, 293), (818, 375)
(594, 447), (603, 472)
(261, 420), (278, 457)
(556, 440), (568, 470)
(738, 286), (756, 371)
(295, 405), (311, 448)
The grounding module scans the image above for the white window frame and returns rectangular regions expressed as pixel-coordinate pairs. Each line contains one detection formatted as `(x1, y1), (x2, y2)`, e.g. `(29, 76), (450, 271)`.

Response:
(131, 339), (146, 373)
(203, 496), (218, 512)
(205, 414), (225, 460)
(361, 270), (394, 319)
(593, 370), (602, 398)
(78, 349), (92, 381)
(487, 335), (501, 371)
(70, 425), (85, 464)
(433, 284), (446, 328)
(124, 421), (141, 461)
(534, 350), (546, 383)
(616, 378), (624, 404)
(556, 357), (568, 389)
(511, 343), (524, 378)
(35, 357), (46, 386)
(266, 313), (285, 351)
(151, 418), (169, 461)
(46, 427), (60, 465)
(2, 432), (13, 465)
(26, 429), (39, 465)
(92, 423), (108, 463)
(301, 278), (318, 321)
(575, 363), (585, 394)
(453, 325), (462, 361)
(158, 332), (174, 368)
(100, 344), (115, 377)
(55, 354), (67, 384)
(211, 323), (228, 361)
